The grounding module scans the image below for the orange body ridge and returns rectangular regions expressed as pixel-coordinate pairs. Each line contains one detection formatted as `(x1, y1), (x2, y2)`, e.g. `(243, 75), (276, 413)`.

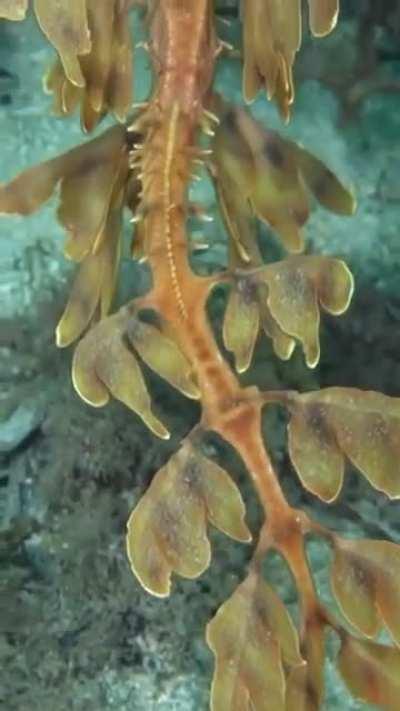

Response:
(135, 0), (290, 524)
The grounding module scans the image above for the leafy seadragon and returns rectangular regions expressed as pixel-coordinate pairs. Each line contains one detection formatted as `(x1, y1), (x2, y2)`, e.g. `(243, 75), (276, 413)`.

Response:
(1, 1), (400, 709)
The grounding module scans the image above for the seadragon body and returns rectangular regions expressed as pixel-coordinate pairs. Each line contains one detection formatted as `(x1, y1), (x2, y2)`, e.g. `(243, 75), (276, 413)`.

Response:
(2, 1), (400, 709)
(135, 0), (290, 523)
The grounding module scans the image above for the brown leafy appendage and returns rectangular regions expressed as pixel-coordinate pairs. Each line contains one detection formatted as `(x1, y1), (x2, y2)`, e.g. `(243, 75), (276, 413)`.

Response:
(72, 309), (170, 439)
(242, 0), (339, 118)
(126, 314), (201, 400)
(212, 103), (355, 373)
(285, 624), (325, 711)
(0, 0), (28, 20)
(338, 635), (400, 711)
(0, 0), (92, 87)
(0, 125), (133, 347)
(331, 538), (400, 644)
(34, 0), (91, 88)
(0, 0), (133, 130)
(212, 102), (356, 256)
(71, 301), (207, 439)
(44, 0), (133, 131)
(223, 256), (353, 373)
(284, 388), (400, 502)
(127, 440), (251, 597)
(206, 571), (303, 711)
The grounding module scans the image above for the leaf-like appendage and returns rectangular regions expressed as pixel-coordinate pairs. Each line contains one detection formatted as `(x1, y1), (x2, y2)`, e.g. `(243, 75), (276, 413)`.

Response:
(98, 202), (123, 319)
(308, 0), (339, 37)
(33, 0), (91, 87)
(214, 156), (296, 373)
(207, 571), (303, 711)
(222, 256), (350, 373)
(222, 274), (296, 373)
(242, 0), (301, 120)
(106, 0), (133, 122)
(126, 441), (251, 597)
(58, 126), (128, 261)
(216, 173), (254, 264)
(213, 104), (355, 255)
(214, 107), (307, 253)
(263, 256), (353, 368)
(45, 57), (82, 116)
(126, 315), (200, 400)
(331, 538), (400, 645)
(43, 0), (133, 129)
(0, 0), (28, 20)
(56, 196), (122, 346)
(286, 388), (400, 501)
(338, 635), (400, 711)
(223, 282), (260, 373)
(242, 0), (338, 117)
(0, 126), (127, 256)
(288, 402), (343, 502)
(56, 248), (102, 347)
(78, 0), (113, 114)
(72, 311), (169, 439)
(213, 106), (257, 194)
(285, 621), (325, 711)
(211, 105), (257, 256)
(0, 154), (63, 216)
(294, 145), (356, 216)
(249, 131), (311, 254)
(286, 667), (319, 711)
(258, 294), (296, 363)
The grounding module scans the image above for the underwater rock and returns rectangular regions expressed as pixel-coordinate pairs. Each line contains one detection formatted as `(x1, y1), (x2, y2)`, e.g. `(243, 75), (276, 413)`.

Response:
(0, 402), (43, 453)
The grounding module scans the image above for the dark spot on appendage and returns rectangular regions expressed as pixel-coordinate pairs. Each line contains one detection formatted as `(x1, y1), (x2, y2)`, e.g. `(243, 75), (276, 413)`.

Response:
(253, 594), (270, 630)
(221, 109), (253, 164)
(158, 505), (180, 550)
(305, 679), (321, 710)
(263, 136), (285, 169)
(222, 108), (238, 133)
(347, 556), (372, 590)
(289, 206), (309, 226)
(313, 170), (334, 199)
(302, 403), (338, 450)
(237, 276), (257, 305)
(125, 315), (146, 345)
(182, 456), (202, 487)
(68, 154), (103, 180)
